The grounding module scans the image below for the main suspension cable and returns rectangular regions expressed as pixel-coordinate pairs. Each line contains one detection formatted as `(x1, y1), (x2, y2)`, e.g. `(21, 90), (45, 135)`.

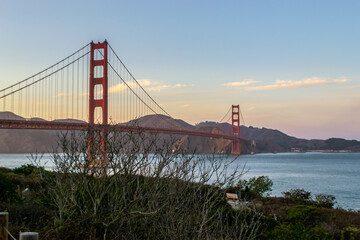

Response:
(218, 106), (231, 123)
(108, 44), (173, 118)
(0, 51), (90, 100)
(0, 43), (90, 93)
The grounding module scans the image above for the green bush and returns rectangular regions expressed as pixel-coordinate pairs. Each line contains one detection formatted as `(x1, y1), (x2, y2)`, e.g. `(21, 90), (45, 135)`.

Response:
(0, 173), (22, 203)
(0, 167), (13, 175)
(13, 164), (40, 176)
(282, 188), (311, 201)
(268, 205), (334, 239)
(286, 205), (319, 225)
(237, 176), (273, 198)
(269, 223), (335, 240)
(315, 194), (337, 208)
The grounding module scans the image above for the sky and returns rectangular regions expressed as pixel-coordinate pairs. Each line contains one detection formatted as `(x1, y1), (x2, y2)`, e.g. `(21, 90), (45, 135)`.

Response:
(0, 0), (359, 140)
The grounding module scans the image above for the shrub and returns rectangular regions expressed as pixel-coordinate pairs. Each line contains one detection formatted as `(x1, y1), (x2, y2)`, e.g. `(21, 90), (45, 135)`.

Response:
(268, 206), (335, 240)
(0, 167), (13, 174)
(33, 128), (263, 239)
(282, 188), (311, 201)
(315, 193), (337, 208)
(286, 205), (319, 225)
(0, 173), (22, 203)
(13, 164), (41, 176)
(0, 202), (52, 233)
(269, 223), (335, 240)
(237, 176), (273, 198)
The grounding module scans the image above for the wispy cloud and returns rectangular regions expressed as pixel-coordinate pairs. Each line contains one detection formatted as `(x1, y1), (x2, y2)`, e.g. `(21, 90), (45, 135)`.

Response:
(147, 83), (191, 91)
(222, 79), (257, 87)
(246, 77), (348, 91)
(105, 79), (190, 93)
(54, 92), (65, 97)
(181, 104), (190, 108)
(109, 83), (126, 93)
(79, 92), (88, 97)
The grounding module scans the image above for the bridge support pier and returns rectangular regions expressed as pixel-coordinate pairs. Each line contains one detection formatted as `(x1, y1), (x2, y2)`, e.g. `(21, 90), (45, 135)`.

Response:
(231, 105), (240, 154)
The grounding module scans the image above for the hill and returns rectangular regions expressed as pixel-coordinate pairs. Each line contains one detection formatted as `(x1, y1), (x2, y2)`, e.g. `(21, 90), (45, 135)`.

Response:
(0, 112), (359, 153)
(196, 121), (360, 153)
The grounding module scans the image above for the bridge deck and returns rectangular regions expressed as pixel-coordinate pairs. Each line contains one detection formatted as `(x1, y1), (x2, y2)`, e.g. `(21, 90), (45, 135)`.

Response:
(0, 119), (249, 142)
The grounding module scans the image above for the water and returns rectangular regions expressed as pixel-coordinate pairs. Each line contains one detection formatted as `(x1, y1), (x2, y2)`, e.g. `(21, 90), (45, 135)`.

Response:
(0, 152), (359, 210)
(232, 152), (360, 210)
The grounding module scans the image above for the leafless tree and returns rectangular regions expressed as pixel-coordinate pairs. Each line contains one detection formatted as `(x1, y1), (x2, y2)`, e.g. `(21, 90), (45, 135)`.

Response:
(35, 125), (262, 239)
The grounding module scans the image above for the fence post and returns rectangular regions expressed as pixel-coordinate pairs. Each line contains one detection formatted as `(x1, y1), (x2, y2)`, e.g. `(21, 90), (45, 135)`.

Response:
(19, 232), (38, 240)
(0, 212), (9, 240)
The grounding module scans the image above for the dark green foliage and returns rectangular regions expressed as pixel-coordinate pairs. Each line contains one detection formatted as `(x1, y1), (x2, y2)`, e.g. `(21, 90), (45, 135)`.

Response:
(315, 194), (337, 208)
(237, 175), (273, 198)
(269, 223), (335, 240)
(0, 202), (52, 234)
(13, 164), (39, 176)
(286, 205), (319, 225)
(0, 167), (13, 174)
(2, 166), (359, 240)
(0, 173), (22, 203)
(267, 205), (335, 239)
(282, 188), (312, 201)
(282, 189), (337, 209)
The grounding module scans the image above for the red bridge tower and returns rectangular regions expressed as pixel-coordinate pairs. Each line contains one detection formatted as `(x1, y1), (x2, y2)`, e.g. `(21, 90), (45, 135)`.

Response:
(231, 105), (241, 154)
(88, 41), (108, 163)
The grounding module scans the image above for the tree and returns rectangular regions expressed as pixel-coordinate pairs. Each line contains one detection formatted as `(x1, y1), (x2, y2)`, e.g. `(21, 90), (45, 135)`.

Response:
(238, 176), (273, 198)
(34, 125), (263, 239)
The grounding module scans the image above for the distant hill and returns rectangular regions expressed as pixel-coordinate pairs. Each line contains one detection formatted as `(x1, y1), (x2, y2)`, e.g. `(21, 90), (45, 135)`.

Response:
(0, 112), (359, 154)
(126, 114), (194, 130)
(197, 121), (360, 153)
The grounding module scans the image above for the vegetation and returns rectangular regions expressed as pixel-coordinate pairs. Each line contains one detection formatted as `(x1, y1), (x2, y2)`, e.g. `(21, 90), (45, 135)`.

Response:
(237, 175), (273, 198)
(1, 128), (263, 239)
(0, 129), (359, 239)
(282, 188), (312, 201)
(282, 188), (337, 208)
(0, 170), (22, 203)
(315, 193), (338, 208)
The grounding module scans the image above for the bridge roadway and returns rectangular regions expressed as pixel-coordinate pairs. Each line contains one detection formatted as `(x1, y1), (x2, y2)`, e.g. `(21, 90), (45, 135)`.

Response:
(0, 119), (249, 142)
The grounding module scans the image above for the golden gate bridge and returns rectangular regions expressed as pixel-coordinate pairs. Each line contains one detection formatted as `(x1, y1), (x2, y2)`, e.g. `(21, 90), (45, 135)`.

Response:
(0, 40), (247, 155)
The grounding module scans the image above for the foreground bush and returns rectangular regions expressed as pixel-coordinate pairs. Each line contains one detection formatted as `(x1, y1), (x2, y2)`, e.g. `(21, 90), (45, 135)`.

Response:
(267, 205), (335, 240)
(0, 173), (22, 203)
(30, 128), (263, 239)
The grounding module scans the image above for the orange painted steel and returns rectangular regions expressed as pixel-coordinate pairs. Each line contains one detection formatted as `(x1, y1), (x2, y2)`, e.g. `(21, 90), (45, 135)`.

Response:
(89, 41), (108, 125)
(89, 41), (108, 162)
(231, 105), (240, 154)
(0, 119), (249, 143)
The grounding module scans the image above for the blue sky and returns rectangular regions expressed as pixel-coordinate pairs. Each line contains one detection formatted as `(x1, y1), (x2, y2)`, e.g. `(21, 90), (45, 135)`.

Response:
(1, 0), (359, 140)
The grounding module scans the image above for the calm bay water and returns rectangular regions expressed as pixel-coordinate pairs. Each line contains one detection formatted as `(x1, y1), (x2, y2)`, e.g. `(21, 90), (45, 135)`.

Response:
(232, 152), (360, 210)
(0, 152), (359, 210)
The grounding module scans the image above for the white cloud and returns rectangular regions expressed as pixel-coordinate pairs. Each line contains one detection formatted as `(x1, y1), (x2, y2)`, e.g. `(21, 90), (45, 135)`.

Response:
(246, 77), (348, 91)
(105, 79), (190, 93)
(54, 92), (65, 97)
(222, 79), (257, 87)
(138, 78), (161, 87)
(147, 83), (192, 92)
(109, 83), (126, 93)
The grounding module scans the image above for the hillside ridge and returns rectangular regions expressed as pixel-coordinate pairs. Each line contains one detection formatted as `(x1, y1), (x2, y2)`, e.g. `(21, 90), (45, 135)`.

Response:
(0, 112), (359, 153)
